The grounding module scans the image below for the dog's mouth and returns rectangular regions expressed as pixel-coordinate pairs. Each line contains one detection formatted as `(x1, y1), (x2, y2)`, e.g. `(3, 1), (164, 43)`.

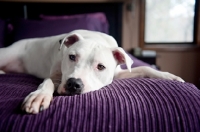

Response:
(54, 88), (82, 96)
(65, 92), (81, 96)
(63, 88), (82, 96)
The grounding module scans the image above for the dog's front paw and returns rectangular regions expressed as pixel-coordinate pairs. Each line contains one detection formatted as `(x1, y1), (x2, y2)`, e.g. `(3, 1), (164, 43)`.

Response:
(160, 71), (185, 82)
(21, 89), (53, 114)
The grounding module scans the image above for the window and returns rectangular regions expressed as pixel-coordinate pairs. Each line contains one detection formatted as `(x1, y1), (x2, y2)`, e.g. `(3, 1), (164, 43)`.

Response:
(139, 0), (199, 47)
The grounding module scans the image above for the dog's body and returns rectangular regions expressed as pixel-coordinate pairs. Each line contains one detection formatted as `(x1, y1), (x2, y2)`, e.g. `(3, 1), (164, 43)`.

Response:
(0, 30), (184, 114)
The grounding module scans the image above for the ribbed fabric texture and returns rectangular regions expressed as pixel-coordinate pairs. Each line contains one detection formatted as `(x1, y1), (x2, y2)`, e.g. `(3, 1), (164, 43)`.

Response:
(0, 73), (199, 132)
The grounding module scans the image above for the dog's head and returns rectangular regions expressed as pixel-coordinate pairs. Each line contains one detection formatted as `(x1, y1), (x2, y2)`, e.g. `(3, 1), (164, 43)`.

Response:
(56, 32), (133, 95)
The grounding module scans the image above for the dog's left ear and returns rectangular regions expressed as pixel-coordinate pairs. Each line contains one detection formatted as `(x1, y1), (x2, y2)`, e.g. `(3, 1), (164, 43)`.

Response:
(59, 33), (84, 50)
(112, 47), (133, 72)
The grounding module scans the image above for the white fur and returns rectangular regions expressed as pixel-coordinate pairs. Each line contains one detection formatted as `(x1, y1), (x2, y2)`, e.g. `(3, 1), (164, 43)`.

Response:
(0, 30), (184, 114)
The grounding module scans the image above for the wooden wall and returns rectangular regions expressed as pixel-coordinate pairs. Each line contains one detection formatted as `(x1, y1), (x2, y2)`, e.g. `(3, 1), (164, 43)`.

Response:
(122, 0), (200, 87)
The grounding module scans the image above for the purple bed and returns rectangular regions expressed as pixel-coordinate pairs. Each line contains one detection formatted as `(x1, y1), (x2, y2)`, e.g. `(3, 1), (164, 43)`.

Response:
(0, 12), (200, 132)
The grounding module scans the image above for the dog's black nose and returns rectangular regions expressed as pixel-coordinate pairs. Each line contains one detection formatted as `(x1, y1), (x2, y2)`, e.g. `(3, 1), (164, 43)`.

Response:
(65, 78), (84, 94)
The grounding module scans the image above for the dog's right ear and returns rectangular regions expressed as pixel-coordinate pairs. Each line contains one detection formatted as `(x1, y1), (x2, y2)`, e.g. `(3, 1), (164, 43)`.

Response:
(112, 47), (133, 72)
(59, 33), (84, 50)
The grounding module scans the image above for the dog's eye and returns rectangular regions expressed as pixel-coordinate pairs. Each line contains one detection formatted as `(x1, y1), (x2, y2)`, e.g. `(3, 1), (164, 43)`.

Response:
(97, 64), (105, 71)
(69, 55), (76, 61)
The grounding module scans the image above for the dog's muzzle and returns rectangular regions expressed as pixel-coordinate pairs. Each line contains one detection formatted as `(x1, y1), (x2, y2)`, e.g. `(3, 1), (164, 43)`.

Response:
(65, 78), (84, 95)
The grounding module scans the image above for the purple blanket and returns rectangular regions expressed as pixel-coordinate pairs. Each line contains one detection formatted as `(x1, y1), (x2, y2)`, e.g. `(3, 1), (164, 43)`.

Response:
(0, 73), (199, 132)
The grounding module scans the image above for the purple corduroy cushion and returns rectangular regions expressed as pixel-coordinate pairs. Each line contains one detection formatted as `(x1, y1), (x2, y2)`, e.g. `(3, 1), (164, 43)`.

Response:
(0, 73), (200, 132)
(13, 16), (108, 42)
(0, 19), (6, 48)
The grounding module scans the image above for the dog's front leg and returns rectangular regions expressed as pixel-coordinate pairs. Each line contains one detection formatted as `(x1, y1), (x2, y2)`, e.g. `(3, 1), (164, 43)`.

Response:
(115, 66), (184, 82)
(21, 78), (54, 114)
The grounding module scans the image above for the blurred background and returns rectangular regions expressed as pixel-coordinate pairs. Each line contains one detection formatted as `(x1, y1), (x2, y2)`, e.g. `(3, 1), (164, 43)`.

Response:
(0, 0), (199, 87)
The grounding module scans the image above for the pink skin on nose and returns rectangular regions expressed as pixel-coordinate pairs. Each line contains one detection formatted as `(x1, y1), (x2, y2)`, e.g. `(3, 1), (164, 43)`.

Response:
(60, 87), (66, 94)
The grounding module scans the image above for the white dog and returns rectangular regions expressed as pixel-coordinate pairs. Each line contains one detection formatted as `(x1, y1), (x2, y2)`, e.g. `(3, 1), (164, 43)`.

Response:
(0, 30), (184, 114)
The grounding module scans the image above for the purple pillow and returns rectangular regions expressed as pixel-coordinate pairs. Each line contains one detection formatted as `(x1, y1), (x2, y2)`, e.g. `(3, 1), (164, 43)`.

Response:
(39, 12), (108, 36)
(0, 19), (6, 48)
(40, 12), (108, 25)
(13, 15), (108, 42)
